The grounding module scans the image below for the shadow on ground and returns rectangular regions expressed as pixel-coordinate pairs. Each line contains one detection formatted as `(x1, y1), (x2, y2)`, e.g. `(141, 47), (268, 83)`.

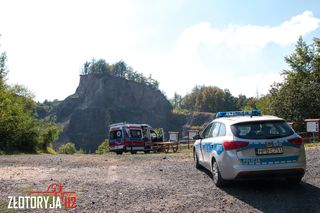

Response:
(199, 167), (320, 213)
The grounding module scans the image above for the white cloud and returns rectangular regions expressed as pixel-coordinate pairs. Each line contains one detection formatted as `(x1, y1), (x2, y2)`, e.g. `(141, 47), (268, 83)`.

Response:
(157, 11), (320, 99)
(177, 11), (320, 49)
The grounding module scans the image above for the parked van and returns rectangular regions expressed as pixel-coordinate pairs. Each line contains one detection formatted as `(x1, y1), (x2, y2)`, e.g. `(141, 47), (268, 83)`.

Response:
(109, 122), (161, 154)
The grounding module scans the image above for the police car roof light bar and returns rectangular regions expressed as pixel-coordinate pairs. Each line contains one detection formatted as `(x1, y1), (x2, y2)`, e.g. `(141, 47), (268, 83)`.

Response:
(216, 110), (261, 118)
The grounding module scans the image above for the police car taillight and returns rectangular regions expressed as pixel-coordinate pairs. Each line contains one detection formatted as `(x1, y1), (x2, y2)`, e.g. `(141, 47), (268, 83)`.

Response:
(288, 137), (303, 145)
(223, 141), (249, 150)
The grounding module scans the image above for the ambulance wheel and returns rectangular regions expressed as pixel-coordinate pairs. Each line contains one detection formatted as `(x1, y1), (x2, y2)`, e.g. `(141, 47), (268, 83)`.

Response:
(130, 151), (137, 154)
(211, 159), (226, 187)
(116, 151), (123, 155)
(144, 150), (150, 154)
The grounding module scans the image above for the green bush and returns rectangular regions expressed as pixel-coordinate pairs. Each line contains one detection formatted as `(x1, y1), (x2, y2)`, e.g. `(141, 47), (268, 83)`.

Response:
(46, 146), (57, 155)
(58, 143), (77, 154)
(95, 139), (109, 154)
(76, 148), (85, 154)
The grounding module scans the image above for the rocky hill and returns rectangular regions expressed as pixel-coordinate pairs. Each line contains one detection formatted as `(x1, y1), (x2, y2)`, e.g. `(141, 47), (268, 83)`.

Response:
(52, 73), (175, 152)
(51, 73), (216, 152)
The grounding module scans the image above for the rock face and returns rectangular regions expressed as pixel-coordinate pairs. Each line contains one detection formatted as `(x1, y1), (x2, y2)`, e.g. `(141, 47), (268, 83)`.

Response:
(53, 74), (173, 152)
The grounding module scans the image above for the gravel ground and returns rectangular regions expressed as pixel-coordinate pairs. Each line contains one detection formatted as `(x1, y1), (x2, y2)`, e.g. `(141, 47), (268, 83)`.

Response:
(0, 146), (320, 213)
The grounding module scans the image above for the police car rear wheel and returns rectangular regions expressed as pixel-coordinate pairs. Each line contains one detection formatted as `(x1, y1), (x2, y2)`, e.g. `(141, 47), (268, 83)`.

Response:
(211, 160), (225, 187)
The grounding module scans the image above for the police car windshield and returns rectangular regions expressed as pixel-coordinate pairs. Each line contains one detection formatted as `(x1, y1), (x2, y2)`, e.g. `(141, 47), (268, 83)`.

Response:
(231, 120), (294, 139)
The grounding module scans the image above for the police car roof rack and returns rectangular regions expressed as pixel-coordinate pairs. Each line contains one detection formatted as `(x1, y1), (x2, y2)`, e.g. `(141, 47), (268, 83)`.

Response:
(216, 110), (262, 118)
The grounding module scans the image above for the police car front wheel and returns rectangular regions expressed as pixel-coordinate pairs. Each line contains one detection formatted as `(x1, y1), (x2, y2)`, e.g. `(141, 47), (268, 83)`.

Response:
(193, 150), (201, 169)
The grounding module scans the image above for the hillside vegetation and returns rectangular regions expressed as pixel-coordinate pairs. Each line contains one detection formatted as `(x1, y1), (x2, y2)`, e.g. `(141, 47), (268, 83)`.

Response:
(0, 37), (61, 154)
(81, 59), (159, 90)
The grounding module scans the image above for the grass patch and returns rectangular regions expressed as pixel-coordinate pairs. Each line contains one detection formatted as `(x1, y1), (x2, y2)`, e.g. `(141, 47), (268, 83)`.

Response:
(304, 142), (320, 149)
(107, 143), (193, 158)
(0, 200), (13, 213)
(20, 186), (34, 196)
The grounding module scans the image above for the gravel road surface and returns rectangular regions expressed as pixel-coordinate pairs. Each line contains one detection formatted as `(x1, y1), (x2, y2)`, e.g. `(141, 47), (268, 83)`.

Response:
(0, 146), (320, 212)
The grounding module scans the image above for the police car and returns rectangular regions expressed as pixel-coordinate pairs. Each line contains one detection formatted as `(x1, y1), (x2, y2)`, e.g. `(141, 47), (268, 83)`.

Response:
(193, 110), (306, 187)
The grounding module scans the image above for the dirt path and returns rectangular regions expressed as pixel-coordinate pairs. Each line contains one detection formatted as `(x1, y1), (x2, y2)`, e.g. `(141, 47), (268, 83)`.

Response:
(0, 148), (320, 212)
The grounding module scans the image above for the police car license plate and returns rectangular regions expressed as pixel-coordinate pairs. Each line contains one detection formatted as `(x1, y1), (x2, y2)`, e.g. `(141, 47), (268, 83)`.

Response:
(256, 147), (283, 155)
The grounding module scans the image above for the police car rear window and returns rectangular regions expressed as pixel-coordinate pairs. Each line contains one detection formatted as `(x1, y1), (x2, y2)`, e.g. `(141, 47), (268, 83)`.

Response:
(231, 120), (294, 139)
(110, 130), (122, 139)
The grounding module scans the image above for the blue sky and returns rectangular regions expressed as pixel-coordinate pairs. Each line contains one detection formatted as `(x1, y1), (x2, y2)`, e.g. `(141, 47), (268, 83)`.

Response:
(0, 0), (320, 101)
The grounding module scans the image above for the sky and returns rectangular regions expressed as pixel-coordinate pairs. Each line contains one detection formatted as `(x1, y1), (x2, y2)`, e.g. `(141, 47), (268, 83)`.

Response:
(0, 0), (320, 102)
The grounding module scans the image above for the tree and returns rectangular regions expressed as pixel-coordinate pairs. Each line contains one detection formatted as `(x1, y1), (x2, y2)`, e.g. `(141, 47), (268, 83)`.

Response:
(81, 61), (90, 75)
(222, 89), (238, 111)
(112, 61), (127, 78)
(0, 35), (8, 89)
(0, 52), (7, 81)
(256, 95), (272, 115)
(170, 92), (182, 109)
(0, 86), (39, 153)
(0, 39), (61, 153)
(80, 58), (160, 90)
(269, 37), (320, 131)
(91, 59), (109, 74)
(180, 85), (239, 112)
(235, 94), (248, 110)
(38, 116), (62, 151)
(242, 97), (257, 110)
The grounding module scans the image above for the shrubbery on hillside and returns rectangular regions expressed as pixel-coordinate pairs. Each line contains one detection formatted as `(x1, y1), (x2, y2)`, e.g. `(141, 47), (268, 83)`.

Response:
(81, 59), (159, 90)
(95, 139), (109, 155)
(58, 143), (77, 154)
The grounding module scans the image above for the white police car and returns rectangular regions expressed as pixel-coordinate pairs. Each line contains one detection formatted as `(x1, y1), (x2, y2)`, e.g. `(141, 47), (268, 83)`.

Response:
(193, 110), (306, 187)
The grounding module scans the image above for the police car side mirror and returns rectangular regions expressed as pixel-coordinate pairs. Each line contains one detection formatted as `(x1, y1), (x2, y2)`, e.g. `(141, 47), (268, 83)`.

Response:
(193, 134), (202, 140)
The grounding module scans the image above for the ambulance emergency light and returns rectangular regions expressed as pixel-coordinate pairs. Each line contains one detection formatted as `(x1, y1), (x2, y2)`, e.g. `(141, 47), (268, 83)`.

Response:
(216, 110), (261, 118)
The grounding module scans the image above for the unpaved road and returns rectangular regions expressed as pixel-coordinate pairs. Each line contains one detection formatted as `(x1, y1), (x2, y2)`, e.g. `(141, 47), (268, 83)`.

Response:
(0, 147), (320, 213)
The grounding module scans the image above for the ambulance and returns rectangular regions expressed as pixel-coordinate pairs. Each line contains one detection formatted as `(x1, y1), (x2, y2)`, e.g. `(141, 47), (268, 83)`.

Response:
(108, 122), (161, 154)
